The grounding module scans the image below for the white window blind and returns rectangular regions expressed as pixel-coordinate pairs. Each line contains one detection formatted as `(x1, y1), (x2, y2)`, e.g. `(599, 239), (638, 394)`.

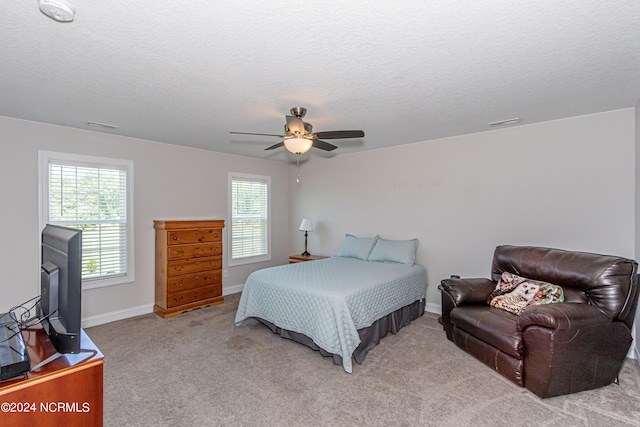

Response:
(41, 152), (134, 288)
(230, 173), (270, 264)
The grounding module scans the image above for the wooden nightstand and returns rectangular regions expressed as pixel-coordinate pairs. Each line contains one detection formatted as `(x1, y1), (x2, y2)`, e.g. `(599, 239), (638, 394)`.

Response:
(289, 254), (328, 264)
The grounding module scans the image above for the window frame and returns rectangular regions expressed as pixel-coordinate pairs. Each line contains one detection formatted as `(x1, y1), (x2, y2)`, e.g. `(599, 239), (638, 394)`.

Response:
(228, 172), (271, 267)
(38, 151), (135, 290)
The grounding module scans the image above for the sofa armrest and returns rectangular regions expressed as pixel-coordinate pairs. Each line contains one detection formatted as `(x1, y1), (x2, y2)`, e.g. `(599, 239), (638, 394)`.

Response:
(517, 302), (632, 398)
(438, 278), (495, 341)
(516, 303), (609, 332)
(439, 278), (496, 306)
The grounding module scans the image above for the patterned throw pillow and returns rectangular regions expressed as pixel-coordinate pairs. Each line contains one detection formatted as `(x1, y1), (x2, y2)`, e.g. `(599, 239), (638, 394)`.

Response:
(489, 272), (564, 315)
(528, 283), (564, 307)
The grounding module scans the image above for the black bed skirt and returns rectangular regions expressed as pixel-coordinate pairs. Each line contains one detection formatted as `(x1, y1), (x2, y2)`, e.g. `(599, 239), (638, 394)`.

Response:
(257, 298), (425, 368)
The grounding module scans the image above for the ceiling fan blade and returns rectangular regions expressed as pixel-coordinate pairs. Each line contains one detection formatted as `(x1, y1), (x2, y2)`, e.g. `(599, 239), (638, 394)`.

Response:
(264, 142), (284, 151)
(285, 115), (306, 135)
(312, 139), (338, 151)
(314, 130), (365, 139)
(230, 131), (285, 137)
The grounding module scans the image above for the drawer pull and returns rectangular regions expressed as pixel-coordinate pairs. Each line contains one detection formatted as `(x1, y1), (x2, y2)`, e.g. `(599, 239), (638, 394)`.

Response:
(173, 296), (184, 303)
(174, 281), (183, 288)
(172, 236), (179, 241)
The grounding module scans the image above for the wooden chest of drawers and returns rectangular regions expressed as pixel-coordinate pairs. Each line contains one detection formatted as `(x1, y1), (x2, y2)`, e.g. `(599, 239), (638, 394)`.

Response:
(154, 220), (225, 318)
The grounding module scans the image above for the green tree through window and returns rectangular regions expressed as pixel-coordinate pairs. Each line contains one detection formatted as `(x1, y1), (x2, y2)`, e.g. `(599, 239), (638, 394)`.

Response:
(40, 151), (134, 288)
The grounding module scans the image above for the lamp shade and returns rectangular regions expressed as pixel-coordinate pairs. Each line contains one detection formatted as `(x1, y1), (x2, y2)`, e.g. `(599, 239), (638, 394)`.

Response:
(284, 137), (313, 154)
(299, 218), (313, 232)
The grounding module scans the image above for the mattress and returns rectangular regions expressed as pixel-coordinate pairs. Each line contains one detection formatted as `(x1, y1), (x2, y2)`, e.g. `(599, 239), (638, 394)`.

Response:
(234, 256), (428, 372)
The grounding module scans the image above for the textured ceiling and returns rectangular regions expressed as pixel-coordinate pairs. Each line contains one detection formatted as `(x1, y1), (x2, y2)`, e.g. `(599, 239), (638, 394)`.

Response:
(2, 1), (640, 162)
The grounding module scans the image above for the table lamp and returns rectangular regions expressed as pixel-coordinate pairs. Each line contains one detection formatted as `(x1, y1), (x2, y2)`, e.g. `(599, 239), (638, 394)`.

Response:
(299, 218), (313, 256)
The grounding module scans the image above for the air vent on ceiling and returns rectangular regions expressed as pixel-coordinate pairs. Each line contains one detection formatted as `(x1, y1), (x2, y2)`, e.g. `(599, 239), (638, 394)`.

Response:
(488, 118), (521, 127)
(87, 121), (119, 130)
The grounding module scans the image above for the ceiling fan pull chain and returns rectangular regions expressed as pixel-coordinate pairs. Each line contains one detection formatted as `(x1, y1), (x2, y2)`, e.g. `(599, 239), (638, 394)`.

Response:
(296, 154), (301, 183)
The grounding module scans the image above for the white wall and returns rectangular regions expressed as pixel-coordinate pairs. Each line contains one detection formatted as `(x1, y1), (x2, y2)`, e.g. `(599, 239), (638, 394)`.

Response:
(291, 109), (636, 314)
(2, 108), (637, 334)
(0, 116), (291, 325)
(635, 100), (640, 361)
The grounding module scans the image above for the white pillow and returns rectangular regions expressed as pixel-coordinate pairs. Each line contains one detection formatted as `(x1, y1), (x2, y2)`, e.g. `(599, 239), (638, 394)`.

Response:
(336, 234), (379, 260)
(368, 238), (418, 265)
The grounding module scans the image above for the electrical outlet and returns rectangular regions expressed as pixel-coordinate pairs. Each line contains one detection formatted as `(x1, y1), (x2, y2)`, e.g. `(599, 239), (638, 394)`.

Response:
(223, 270), (228, 278)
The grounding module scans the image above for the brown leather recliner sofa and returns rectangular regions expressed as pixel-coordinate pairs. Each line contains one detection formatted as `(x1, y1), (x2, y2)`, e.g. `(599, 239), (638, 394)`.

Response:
(439, 245), (639, 398)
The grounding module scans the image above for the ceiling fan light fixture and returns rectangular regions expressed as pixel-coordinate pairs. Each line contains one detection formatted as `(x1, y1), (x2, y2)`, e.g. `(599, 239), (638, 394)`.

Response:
(39, 0), (75, 22)
(230, 106), (363, 155)
(284, 137), (313, 154)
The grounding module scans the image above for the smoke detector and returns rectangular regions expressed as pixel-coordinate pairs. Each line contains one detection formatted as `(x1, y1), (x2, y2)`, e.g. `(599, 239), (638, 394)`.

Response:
(39, 0), (75, 22)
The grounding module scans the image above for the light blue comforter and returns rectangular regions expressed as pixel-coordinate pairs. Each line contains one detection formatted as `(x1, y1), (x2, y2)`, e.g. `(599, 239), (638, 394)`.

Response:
(234, 257), (428, 373)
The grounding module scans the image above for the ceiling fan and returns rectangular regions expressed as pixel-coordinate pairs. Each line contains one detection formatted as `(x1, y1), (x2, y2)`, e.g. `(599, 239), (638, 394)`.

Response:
(230, 107), (365, 154)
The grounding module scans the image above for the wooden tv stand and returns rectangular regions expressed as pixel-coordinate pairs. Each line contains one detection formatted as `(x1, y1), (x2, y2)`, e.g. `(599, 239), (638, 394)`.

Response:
(0, 326), (103, 427)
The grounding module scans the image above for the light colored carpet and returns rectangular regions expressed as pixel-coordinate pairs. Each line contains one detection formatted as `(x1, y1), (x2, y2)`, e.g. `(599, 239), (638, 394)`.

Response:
(86, 293), (640, 427)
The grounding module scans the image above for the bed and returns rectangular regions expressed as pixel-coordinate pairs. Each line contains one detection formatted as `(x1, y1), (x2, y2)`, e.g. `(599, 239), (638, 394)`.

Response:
(234, 235), (428, 373)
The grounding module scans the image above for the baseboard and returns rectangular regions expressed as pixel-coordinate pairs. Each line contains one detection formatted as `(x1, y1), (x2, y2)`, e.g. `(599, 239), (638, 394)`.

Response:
(227, 284), (440, 314)
(425, 302), (441, 315)
(81, 284), (246, 328)
(224, 284), (440, 317)
(76, 289), (467, 329)
(224, 283), (244, 295)
(82, 303), (154, 328)
(226, 285), (440, 314)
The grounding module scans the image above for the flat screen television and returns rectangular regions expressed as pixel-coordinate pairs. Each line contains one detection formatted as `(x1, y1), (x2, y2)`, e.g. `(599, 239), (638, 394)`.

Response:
(39, 224), (82, 354)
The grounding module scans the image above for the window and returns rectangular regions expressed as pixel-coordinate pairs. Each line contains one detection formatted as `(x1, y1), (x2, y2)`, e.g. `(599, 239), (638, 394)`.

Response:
(39, 151), (134, 289)
(228, 172), (271, 266)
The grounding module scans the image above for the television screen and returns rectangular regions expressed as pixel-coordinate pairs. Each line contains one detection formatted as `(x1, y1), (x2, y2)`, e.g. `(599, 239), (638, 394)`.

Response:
(39, 224), (82, 354)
